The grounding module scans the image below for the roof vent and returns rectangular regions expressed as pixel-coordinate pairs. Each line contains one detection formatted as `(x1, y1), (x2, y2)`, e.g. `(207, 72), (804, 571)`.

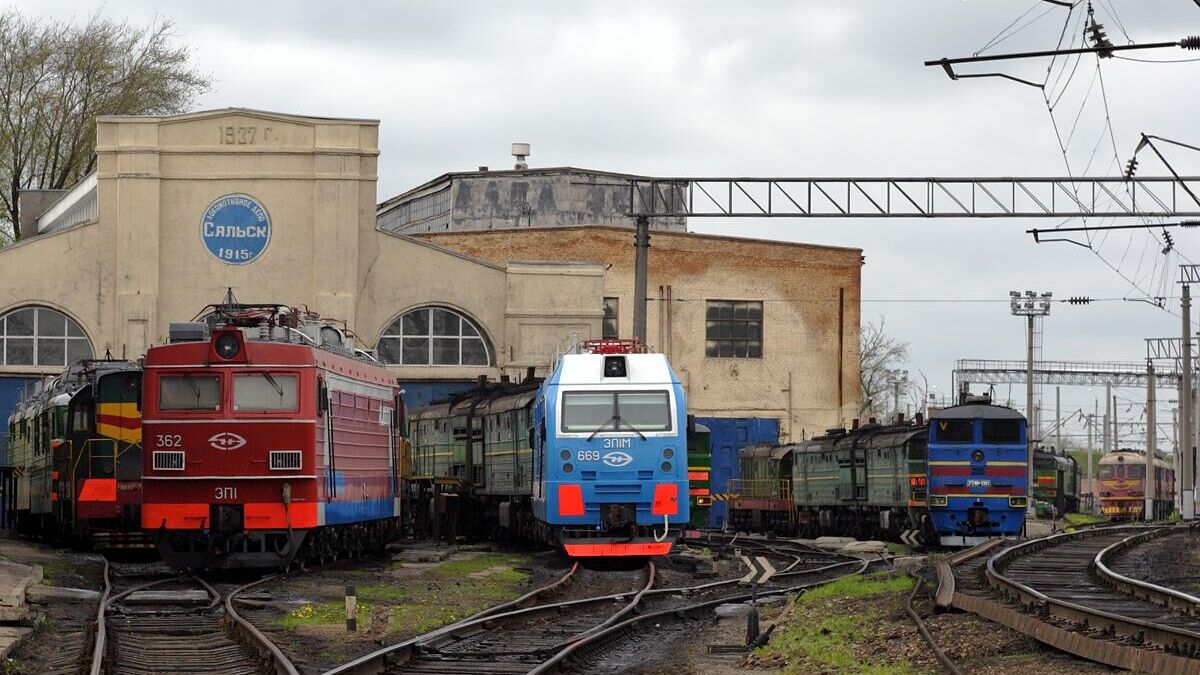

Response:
(478, 166), (488, 172)
(512, 142), (530, 170)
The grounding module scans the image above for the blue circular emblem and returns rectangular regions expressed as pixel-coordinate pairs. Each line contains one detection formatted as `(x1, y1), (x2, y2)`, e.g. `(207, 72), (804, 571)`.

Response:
(200, 194), (271, 265)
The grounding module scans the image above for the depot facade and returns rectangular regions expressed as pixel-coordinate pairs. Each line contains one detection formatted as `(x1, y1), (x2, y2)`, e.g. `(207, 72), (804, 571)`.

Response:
(0, 108), (862, 454)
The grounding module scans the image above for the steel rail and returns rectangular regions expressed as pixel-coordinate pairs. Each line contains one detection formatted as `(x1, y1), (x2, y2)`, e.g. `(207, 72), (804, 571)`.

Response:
(227, 573), (302, 675)
(323, 560), (591, 675)
(986, 525), (1200, 654)
(325, 550), (856, 675)
(527, 557), (871, 675)
(1093, 526), (1200, 616)
(424, 562), (656, 658)
(87, 555), (112, 675)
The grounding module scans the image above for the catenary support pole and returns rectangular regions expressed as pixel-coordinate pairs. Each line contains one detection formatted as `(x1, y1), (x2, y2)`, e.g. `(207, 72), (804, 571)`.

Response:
(1183, 283), (1195, 520)
(632, 216), (650, 343)
(1146, 361), (1156, 521)
(1087, 410), (1094, 514)
(1026, 314), (1035, 513)
(1055, 386), (1061, 454)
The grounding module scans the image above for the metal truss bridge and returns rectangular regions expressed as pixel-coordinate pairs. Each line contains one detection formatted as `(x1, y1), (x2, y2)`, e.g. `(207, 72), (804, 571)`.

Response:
(954, 359), (1184, 389)
(626, 176), (1200, 218)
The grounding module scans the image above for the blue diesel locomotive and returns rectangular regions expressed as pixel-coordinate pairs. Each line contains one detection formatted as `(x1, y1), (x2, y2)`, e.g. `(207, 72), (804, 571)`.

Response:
(926, 402), (1028, 545)
(408, 340), (688, 557)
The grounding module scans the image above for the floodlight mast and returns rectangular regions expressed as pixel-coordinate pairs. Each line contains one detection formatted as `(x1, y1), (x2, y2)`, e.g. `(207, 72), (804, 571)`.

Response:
(1011, 291), (1052, 515)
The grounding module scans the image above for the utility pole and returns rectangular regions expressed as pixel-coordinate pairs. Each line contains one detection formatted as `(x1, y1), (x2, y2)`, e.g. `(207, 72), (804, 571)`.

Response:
(632, 216), (650, 343)
(888, 369), (908, 423)
(1112, 391), (1119, 450)
(1055, 386), (1061, 454)
(1011, 290), (1051, 514)
(1146, 361), (1157, 521)
(1182, 274), (1196, 520)
(1087, 412), (1095, 514)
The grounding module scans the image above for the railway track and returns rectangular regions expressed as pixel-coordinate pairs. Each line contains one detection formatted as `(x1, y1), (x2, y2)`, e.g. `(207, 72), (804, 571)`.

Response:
(946, 525), (1200, 674)
(324, 542), (868, 675)
(89, 559), (299, 675)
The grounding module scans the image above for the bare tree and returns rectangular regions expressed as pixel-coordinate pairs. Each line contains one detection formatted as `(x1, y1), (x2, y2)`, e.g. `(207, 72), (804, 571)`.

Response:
(0, 11), (209, 243)
(859, 317), (910, 419)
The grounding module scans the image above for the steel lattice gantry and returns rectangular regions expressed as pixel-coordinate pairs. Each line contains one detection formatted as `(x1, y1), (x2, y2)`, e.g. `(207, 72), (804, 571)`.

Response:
(625, 176), (1200, 218)
(954, 359), (1184, 389)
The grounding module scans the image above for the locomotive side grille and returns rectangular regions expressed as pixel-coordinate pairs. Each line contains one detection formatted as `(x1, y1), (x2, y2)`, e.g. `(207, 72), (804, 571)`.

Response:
(153, 451), (185, 471)
(270, 450), (303, 471)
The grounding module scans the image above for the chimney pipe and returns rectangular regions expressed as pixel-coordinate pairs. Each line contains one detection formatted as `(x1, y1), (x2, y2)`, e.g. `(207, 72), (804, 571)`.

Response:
(476, 375), (487, 388)
(500, 374), (510, 384)
(897, 413), (905, 425)
(868, 417), (877, 425)
(915, 412), (924, 425)
(851, 418), (859, 430)
(525, 366), (536, 382)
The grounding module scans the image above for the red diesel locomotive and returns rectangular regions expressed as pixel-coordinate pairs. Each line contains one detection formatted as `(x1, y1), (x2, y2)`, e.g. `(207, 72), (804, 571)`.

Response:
(141, 303), (405, 569)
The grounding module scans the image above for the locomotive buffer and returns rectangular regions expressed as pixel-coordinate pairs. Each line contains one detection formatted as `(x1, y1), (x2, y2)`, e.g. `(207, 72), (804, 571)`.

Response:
(739, 554), (776, 644)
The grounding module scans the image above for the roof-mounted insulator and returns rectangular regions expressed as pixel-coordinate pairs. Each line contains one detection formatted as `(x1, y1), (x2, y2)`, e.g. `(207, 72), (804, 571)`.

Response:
(1124, 157), (1138, 179)
(1181, 36), (1200, 50)
(1087, 20), (1114, 57)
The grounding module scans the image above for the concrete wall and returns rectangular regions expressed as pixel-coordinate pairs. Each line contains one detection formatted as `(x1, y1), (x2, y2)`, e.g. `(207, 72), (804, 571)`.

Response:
(419, 227), (863, 441)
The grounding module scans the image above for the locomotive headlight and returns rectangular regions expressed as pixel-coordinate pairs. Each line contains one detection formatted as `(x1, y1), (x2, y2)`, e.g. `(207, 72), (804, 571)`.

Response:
(562, 463), (574, 473)
(560, 449), (571, 460)
(661, 462), (672, 472)
(1009, 496), (1028, 508)
(215, 333), (241, 360)
(971, 450), (985, 462)
(928, 495), (948, 507)
(662, 448), (674, 459)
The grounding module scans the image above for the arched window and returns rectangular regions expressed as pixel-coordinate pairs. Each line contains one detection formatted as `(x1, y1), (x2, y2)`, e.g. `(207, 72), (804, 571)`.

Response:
(378, 307), (491, 366)
(0, 306), (94, 367)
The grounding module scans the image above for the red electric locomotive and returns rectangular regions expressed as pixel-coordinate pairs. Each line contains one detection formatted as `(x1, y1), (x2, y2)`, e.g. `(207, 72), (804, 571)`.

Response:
(141, 302), (405, 569)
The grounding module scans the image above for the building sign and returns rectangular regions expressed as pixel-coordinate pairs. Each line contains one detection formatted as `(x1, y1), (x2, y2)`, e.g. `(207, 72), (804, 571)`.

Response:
(201, 194), (271, 265)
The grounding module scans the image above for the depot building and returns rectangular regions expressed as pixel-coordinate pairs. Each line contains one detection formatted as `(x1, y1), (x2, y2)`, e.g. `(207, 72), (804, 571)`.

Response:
(0, 109), (863, 504)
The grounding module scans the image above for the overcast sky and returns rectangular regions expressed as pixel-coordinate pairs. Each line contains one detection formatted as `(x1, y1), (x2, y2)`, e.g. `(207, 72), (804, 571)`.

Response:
(18, 0), (1200, 448)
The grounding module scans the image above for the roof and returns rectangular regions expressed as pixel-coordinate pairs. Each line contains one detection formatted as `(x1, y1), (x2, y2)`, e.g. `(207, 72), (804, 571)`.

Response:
(549, 353), (679, 387)
(929, 403), (1024, 420)
(377, 166), (670, 215)
(97, 107), (379, 125)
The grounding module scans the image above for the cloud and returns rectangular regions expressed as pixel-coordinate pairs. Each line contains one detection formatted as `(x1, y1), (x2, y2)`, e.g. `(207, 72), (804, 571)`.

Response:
(14, 0), (1200, 440)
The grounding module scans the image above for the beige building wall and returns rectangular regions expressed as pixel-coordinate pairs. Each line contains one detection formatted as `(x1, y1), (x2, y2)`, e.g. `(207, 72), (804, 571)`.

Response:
(0, 109), (602, 382)
(418, 227), (863, 441)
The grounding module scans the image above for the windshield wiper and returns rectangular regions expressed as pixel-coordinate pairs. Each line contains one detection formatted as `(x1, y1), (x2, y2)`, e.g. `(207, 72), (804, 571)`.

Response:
(261, 371), (283, 396)
(183, 373), (201, 402)
(587, 415), (647, 442)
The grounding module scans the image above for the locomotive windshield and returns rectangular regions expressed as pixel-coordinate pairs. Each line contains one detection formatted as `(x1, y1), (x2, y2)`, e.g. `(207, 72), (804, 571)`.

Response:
(561, 390), (672, 433)
(159, 374), (220, 410)
(234, 373), (298, 411)
(934, 419), (973, 443)
(1127, 465), (1145, 478)
(982, 419), (1021, 443)
(1099, 465), (1116, 479)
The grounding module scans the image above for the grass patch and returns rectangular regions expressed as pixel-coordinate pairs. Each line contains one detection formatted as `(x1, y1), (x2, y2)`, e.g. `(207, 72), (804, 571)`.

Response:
(1062, 512), (1106, 527)
(798, 572), (913, 605)
(38, 561), (68, 585)
(279, 600), (371, 629)
(389, 603), (473, 633)
(431, 553), (528, 577)
(756, 573), (920, 674)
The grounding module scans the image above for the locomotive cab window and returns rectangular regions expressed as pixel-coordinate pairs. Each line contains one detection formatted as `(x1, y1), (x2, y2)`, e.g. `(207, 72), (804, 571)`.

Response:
(234, 374), (298, 411)
(159, 375), (221, 411)
(934, 419), (973, 443)
(982, 419), (1021, 444)
(1128, 465), (1145, 479)
(561, 391), (672, 433)
(1099, 465), (1115, 479)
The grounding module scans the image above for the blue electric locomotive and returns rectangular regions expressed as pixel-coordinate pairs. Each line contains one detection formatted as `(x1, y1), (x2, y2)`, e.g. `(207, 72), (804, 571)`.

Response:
(407, 340), (688, 557)
(926, 401), (1028, 546)
(533, 341), (688, 556)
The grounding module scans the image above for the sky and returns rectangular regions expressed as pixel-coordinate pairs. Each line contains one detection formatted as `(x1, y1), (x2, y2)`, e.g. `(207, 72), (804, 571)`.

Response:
(16, 0), (1200, 449)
